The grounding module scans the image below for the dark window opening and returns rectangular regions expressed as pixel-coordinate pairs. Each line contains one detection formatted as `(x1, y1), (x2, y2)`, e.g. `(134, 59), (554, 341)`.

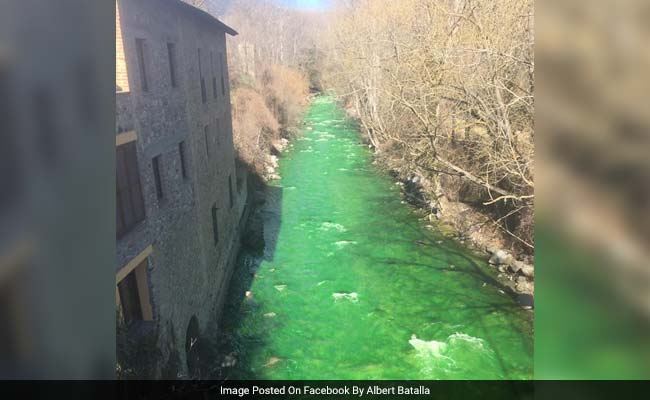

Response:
(152, 155), (163, 200)
(179, 141), (187, 179)
(229, 175), (234, 208)
(204, 125), (210, 157)
(136, 39), (148, 92)
(211, 204), (219, 245)
(219, 52), (225, 96)
(215, 118), (220, 146)
(198, 49), (206, 103)
(116, 141), (145, 238)
(167, 43), (177, 88)
(118, 270), (142, 324)
(211, 52), (217, 99)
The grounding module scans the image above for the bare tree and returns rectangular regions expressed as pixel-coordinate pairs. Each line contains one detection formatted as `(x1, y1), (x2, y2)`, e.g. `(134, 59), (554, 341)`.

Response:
(323, 0), (535, 252)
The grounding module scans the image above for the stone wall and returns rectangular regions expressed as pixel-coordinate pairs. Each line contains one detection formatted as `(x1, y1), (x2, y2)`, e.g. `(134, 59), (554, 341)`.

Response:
(116, 0), (245, 377)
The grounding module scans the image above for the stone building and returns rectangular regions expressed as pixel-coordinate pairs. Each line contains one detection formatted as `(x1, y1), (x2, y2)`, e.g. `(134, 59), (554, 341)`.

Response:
(115, 0), (247, 377)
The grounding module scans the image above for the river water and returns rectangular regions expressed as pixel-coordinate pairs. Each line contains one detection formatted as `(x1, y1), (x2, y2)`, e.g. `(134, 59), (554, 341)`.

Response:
(217, 96), (533, 379)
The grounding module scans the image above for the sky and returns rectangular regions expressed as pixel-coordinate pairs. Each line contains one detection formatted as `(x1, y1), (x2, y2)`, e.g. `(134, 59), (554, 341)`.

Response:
(280, 0), (330, 10)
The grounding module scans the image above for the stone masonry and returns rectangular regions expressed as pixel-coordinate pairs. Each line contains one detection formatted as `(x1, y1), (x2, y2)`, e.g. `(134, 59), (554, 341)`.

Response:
(115, 0), (247, 377)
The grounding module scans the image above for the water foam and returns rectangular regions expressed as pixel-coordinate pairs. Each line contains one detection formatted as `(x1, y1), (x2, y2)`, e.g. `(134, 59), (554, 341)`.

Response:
(448, 332), (485, 349)
(332, 292), (359, 302)
(334, 240), (356, 248)
(408, 335), (448, 358)
(320, 222), (347, 232)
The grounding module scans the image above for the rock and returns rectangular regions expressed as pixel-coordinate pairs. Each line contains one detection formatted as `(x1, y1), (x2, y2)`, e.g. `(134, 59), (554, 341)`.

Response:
(245, 291), (253, 299)
(520, 263), (534, 278)
(486, 245), (499, 255)
(516, 279), (534, 295)
(489, 249), (511, 265)
(508, 259), (534, 277)
(517, 293), (534, 309)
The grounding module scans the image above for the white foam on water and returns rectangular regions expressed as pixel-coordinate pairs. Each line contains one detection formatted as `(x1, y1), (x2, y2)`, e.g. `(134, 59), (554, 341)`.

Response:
(332, 292), (359, 302)
(334, 240), (356, 248)
(409, 335), (448, 357)
(274, 285), (287, 292)
(408, 335), (456, 375)
(408, 332), (493, 375)
(320, 222), (347, 232)
(448, 332), (485, 350)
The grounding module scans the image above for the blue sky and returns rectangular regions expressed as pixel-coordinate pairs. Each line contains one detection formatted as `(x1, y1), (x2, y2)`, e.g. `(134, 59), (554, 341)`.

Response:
(280, 0), (330, 10)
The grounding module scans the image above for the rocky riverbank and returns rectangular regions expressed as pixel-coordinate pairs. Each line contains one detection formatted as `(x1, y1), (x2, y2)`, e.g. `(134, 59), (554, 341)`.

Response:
(386, 167), (535, 299)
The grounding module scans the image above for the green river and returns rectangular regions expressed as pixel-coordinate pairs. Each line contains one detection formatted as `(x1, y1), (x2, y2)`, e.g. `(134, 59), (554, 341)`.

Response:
(218, 96), (533, 379)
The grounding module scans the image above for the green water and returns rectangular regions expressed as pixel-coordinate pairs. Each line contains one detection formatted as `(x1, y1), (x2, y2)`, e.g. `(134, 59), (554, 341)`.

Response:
(218, 96), (533, 379)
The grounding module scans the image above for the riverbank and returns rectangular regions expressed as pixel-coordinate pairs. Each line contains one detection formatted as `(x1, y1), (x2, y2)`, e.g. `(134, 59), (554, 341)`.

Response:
(340, 103), (534, 300)
(383, 160), (534, 298)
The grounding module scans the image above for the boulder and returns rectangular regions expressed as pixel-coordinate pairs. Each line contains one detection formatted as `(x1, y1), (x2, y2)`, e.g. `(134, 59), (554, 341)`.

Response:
(519, 263), (534, 278)
(516, 279), (534, 295)
(489, 249), (510, 265)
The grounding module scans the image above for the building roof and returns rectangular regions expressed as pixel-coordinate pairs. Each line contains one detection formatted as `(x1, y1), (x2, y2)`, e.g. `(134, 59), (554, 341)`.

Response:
(171, 0), (238, 36)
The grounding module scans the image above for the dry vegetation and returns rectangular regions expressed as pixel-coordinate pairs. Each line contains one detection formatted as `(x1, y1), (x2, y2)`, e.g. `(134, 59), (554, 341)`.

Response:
(210, 0), (314, 177)
(323, 0), (535, 257)
(231, 67), (309, 175)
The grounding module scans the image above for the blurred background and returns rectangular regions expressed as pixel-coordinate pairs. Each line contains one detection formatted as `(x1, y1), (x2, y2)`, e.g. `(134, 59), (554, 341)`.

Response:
(0, 0), (647, 379)
(0, 0), (114, 378)
(536, 0), (650, 379)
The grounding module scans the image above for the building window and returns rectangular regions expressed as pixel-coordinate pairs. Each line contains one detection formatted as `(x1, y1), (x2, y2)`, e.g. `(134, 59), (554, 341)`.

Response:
(229, 175), (234, 208)
(204, 125), (210, 157)
(211, 204), (219, 245)
(215, 118), (220, 146)
(198, 49), (206, 104)
(152, 155), (163, 200)
(167, 43), (177, 88)
(116, 141), (145, 238)
(135, 38), (148, 92)
(219, 52), (225, 96)
(118, 270), (142, 324)
(211, 52), (217, 99)
(117, 255), (153, 325)
(179, 141), (188, 179)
